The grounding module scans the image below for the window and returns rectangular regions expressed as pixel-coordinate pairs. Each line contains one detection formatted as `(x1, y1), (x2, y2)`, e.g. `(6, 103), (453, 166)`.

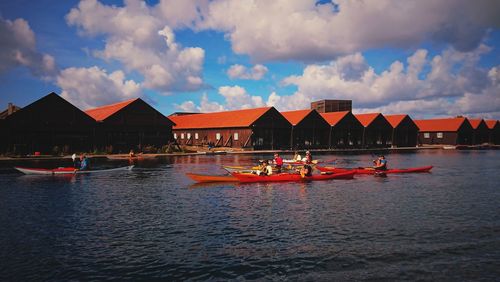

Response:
(181, 133), (184, 139)
(437, 132), (443, 138)
(216, 133), (221, 140)
(234, 133), (239, 140)
(424, 133), (430, 138)
(173, 133), (177, 139)
(187, 133), (191, 139)
(195, 133), (199, 140)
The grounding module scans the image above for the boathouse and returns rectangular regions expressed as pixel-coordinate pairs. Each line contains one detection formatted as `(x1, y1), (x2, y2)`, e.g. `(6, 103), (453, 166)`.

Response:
(85, 98), (174, 153)
(1, 92), (95, 155)
(414, 117), (474, 145)
(384, 114), (419, 147)
(320, 111), (363, 148)
(485, 120), (500, 145)
(169, 107), (291, 150)
(281, 109), (330, 149)
(354, 113), (392, 148)
(469, 119), (490, 145)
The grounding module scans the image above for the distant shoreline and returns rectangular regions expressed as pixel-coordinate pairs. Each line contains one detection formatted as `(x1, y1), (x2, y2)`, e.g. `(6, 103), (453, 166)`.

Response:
(4, 145), (496, 162)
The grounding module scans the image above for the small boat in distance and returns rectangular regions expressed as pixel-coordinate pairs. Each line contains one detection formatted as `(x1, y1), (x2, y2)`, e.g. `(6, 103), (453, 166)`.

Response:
(14, 165), (134, 175)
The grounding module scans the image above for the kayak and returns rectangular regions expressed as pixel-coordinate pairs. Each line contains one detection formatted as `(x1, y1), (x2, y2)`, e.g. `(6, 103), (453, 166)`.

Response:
(231, 171), (355, 183)
(14, 165), (134, 175)
(186, 173), (238, 183)
(223, 165), (258, 173)
(315, 165), (433, 175)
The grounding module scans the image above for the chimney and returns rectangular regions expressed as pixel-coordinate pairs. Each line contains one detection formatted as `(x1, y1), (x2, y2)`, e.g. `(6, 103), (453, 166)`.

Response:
(8, 103), (13, 115)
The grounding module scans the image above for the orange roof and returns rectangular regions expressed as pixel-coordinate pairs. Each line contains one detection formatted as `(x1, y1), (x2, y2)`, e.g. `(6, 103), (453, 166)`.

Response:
(468, 119), (484, 129)
(170, 107), (274, 129)
(384, 114), (408, 128)
(354, 113), (381, 127)
(281, 109), (313, 126)
(85, 98), (138, 121)
(320, 111), (350, 126)
(485, 120), (499, 129)
(414, 117), (468, 132)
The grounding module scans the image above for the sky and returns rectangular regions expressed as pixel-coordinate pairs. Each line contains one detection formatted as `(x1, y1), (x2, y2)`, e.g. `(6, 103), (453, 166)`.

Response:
(1, 0), (500, 119)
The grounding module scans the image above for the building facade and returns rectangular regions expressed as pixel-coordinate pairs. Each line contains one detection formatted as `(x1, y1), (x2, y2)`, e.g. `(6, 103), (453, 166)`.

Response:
(385, 114), (419, 147)
(282, 109), (330, 149)
(310, 100), (352, 113)
(415, 117), (474, 145)
(321, 111), (363, 148)
(355, 113), (393, 148)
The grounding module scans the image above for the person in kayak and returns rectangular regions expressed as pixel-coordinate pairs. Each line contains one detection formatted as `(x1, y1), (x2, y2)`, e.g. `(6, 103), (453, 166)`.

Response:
(80, 155), (90, 170)
(300, 164), (313, 177)
(304, 151), (313, 164)
(257, 160), (273, 176)
(373, 155), (387, 170)
(293, 152), (302, 162)
(273, 153), (283, 173)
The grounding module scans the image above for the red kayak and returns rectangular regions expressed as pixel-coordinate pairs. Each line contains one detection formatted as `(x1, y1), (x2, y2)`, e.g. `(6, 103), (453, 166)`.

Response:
(14, 166), (134, 175)
(316, 165), (433, 175)
(231, 171), (355, 183)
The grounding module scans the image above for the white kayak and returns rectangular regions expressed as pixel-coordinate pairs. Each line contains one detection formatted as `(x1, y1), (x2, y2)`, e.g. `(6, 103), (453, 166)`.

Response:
(14, 165), (134, 175)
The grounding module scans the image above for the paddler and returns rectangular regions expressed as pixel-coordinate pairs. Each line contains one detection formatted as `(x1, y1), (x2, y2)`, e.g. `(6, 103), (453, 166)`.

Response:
(273, 153), (283, 173)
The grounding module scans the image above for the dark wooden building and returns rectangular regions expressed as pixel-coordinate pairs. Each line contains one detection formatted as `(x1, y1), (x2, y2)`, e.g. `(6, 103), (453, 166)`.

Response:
(320, 111), (363, 148)
(355, 113), (392, 148)
(169, 107), (291, 150)
(281, 109), (330, 149)
(469, 119), (490, 145)
(1, 92), (95, 155)
(385, 114), (419, 147)
(414, 117), (474, 145)
(485, 120), (500, 145)
(311, 99), (352, 113)
(85, 98), (174, 153)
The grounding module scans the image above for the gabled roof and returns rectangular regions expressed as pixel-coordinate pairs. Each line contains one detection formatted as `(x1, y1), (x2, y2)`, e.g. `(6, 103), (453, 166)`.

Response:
(354, 113), (382, 127)
(485, 120), (499, 129)
(468, 119), (484, 129)
(320, 111), (350, 126)
(281, 109), (314, 126)
(384, 114), (408, 128)
(85, 98), (138, 122)
(414, 117), (468, 132)
(170, 107), (274, 129)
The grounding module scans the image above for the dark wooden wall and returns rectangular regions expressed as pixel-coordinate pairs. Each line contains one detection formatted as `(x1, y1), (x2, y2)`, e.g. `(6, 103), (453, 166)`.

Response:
(362, 116), (392, 148)
(392, 117), (418, 147)
(329, 112), (363, 148)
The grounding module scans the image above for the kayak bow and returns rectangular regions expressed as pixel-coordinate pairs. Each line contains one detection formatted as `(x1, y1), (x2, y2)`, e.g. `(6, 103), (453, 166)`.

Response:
(316, 165), (433, 175)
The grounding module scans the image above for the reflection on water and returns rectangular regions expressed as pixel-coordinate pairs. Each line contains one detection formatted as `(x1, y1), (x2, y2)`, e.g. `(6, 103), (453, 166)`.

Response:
(1, 150), (500, 280)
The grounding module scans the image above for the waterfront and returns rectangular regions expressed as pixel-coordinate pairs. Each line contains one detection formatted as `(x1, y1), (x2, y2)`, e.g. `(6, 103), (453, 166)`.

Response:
(1, 150), (499, 280)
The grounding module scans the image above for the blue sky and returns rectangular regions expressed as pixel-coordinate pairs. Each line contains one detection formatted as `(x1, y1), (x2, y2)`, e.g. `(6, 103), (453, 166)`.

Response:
(1, 0), (499, 119)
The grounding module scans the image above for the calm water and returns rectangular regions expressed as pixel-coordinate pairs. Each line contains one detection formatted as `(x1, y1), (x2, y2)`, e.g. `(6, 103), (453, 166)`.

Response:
(1, 150), (499, 281)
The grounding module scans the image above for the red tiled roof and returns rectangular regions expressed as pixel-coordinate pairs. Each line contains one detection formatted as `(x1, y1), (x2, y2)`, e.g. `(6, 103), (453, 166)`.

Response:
(281, 109), (313, 126)
(354, 113), (381, 127)
(485, 120), (499, 129)
(414, 117), (467, 132)
(320, 111), (350, 126)
(170, 107), (273, 129)
(468, 119), (483, 129)
(384, 114), (408, 128)
(85, 98), (138, 121)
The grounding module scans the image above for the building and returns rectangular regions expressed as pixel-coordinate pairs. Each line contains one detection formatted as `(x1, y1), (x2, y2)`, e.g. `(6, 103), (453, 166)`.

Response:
(468, 119), (490, 145)
(281, 109), (330, 149)
(0, 103), (21, 119)
(169, 107), (291, 150)
(485, 120), (500, 145)
(1, 92), (95, 155)
(320, 111), (363, 148)
(311, 100), (352, 113)
(414, 117), (474, 145)
(355, 113), (393, 148)
(85, 98), (174, 153)
(384, 114), (419, 147)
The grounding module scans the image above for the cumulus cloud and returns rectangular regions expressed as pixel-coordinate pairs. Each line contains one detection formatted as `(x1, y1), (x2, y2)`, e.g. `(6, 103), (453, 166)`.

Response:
(57, 66), (141, 109)
(270, 45), (500, 118)
(0, 17), (57, 79)
(227, 64), (268, 80)
(196, 0), (500, 62)
(66, 0), (205, 92)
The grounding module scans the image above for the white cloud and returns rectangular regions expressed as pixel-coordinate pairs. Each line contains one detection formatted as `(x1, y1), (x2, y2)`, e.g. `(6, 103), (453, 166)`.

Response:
(196, 0), (500, 62)
(57, 66), (141, 109)
(0, 17), (57, 79)
(227, 64), (268, 80)
(272, 45), (499, 118)
(66, 0), (205, 92)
